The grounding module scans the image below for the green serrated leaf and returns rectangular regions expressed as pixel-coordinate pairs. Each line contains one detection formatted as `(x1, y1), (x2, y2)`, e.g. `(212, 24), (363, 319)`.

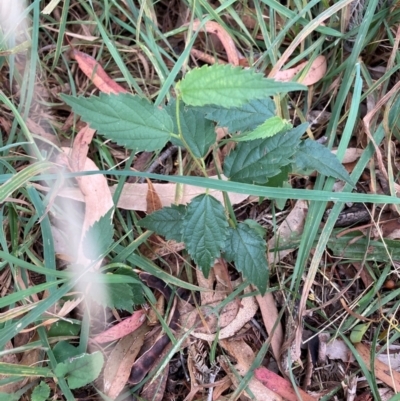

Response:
(176, 64), (307, 107)
(32, 381), (50, 401)
(232, 117), (292, 142)
(113, 267), (143, 303)
(223, 223), (268, 295)
(61, 93), (173, 151)
(166, 100), (217, 158)
(54, 352), (104, 389)
(82, 208), (114, 260)
(224, 123), (308, 184)
(294, 140), (354, 185)
(182, 194), (228, 276)
(197, 97), (276, 133)
(94, 282), (143, 312)
(138, 204), (186, 242)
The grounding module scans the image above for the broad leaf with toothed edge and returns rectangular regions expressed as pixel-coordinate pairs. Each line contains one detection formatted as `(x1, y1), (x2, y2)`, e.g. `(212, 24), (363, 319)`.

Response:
(231, 116), (292, 142)
(294, 139), (354, 185)
(182, 194), (228, 277)
(138, 204), (186, 242)
(165, 100), (216, 158)
(224, 223), (268, 295)
(82, 208), (114, 260)
(196, 97), (276, 133)
(61, 93), (173, 151)
(176, 64), (307, 108)
(224, 123), (308, 184)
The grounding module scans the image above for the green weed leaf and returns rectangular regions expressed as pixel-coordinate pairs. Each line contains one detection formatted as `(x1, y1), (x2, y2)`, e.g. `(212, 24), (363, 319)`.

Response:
(232, 116), (292, 142)
(224, 123), (307, 184)
(82, 208), (114, 260)
(166, 101), (216, 158)
(95, 283), (144, 312)
(182, 194), (228, 276)
(350, 323), (370, 343)
(52, 341), (81, 363)
(54, 352), (104, 389)
(32, 381), (50, 401)
(61, 93), (173, 151)
(138, 204), (186, 242)
(294, 140), (354, 185)
(176, 64), (307, 107)
(224, 223), (268, 295)
(198, 97), (276, 133)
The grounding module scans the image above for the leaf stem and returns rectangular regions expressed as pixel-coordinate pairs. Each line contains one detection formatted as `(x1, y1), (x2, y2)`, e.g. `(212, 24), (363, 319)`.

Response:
(212, 147), (237, 228)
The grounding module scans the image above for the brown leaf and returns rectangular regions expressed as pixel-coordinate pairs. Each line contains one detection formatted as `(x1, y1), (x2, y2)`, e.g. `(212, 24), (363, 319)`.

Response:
(71, 49), (128, 94)
(45, 174), (249, 211)
(58, 148), (114, 269)
(103, 323), (149, 399)
(332, 148), (363, 164)
(140, 364), (169, 401)
(254, 367), (318, 401)
(70, 125), (96, 172)
(93, 310), (147, 343)
(190, 20), (240, 65)
(219, 340), (282, 401)
(355, 342), (400, 391)
(190, 285), (257, 341)
(268, 199), (308, 265)
(146, 178), (162, 213)
(255, 291), (283, 365)
(273, 56), (327, 86)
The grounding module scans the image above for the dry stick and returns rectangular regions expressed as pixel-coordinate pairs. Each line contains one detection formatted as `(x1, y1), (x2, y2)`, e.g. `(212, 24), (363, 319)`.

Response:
(138, 146), (179, 183)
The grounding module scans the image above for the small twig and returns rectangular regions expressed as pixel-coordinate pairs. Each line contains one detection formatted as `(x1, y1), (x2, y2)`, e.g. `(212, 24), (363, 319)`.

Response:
(207, 365), (220, 401)
(181, 351), (190, 382)
(138, 145), (179, 183)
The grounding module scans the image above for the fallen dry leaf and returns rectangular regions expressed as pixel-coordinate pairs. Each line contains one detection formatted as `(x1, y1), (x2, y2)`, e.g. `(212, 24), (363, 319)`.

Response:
(70, 125), (97, 173)
(189, 286), (257, 341)
(268, 199), (308, 265)
(93, 310), (146, 343)
(58, 148), (114, 269)
(255, 291), (283, 365)
(103, 323), (148, 399)
(273, 56), (326, 86)
(356, 343), (400, 391)
(146, 178), (163, 213)
(71, 49), (128, 94)
(47, 174), (249, 211)
(219, 339), (282, 401)
(254, 367), (318, 401)
(190, 20), (240, 65)
(332, 148), (363, 164)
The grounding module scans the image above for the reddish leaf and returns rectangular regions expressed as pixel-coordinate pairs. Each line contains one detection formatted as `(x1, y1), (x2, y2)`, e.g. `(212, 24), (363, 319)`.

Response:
(254, 367), (318, 401)
(93, 310), (146, 343)
(71, 49), (128, 94)
(146, 178), (162, 213)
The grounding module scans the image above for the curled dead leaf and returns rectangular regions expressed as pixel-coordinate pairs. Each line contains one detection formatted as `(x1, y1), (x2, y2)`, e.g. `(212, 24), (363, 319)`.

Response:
(189, 20), (240, 65)
(71, 49), (128, 94)
(273, 56), (327, 86)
